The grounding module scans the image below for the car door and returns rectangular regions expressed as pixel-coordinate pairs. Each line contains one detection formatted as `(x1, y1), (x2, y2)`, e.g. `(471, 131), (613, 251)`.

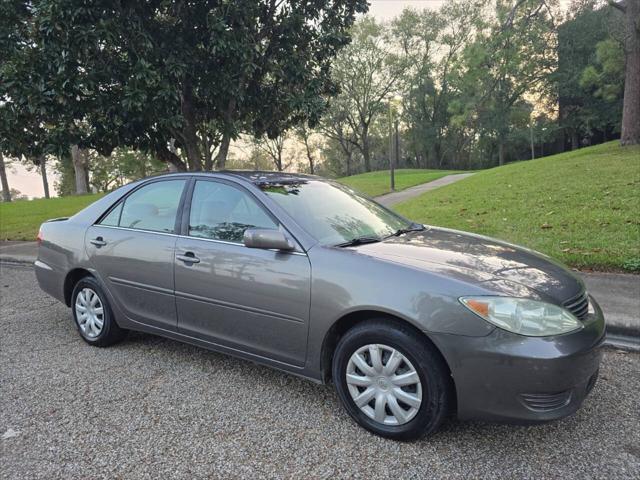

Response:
(174, 179), (311, 367)
(86, 178), (187, 331)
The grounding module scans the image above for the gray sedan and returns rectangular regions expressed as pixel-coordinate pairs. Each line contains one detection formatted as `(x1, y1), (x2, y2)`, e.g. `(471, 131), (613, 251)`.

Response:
(35, 171), (605, 440)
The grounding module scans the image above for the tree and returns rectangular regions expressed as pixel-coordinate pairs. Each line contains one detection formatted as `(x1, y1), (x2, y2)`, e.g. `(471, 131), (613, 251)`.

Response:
(391, 1), (482, 168)
(318, 97), (360, 175)
(21, 155), (51, 199)
(581, 39), (625, 101)
(577, 38), (625, 140)
(89, 149), (167, 193)
(228, 143), (274, 171)
(2, 0), (368, 173)
(329, 17), (406, 172)
(556, 2), (624, 148)
(609, 0), (640, 145)
(53, 155), (76, 197)
(36, 155), (50, 199)
(450, 0), (558, 165)
(70, 146), (89, 195)
(0, 187), (27, 202)
(255, 134), (290, 172)
(295, 125), (318, 174)
(1, 2), (89, 195)
(0, 152), (12, 202)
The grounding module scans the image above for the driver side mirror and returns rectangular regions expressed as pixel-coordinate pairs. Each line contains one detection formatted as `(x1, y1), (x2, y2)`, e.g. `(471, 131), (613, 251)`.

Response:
(243, 228), (295, 251)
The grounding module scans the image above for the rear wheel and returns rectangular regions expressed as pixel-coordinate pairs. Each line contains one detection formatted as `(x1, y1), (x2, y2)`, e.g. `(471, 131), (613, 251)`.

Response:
(71, 277), (126, 347)
(332, 319), (451, 440)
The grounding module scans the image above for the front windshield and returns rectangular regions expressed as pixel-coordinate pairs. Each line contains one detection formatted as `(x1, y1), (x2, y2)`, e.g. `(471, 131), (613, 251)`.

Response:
(260, 180), (412, 246)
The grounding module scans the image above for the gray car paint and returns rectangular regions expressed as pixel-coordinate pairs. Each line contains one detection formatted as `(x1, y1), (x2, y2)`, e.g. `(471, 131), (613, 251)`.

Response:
(174, 235), (311, 366)
(86, 225), (179, 331)
(35, 172), (605, 424)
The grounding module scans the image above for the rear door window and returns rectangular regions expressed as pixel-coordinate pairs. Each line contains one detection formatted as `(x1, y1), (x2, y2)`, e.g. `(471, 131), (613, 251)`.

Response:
(100, 180), (186, 234)
(100, 202), (123, 227)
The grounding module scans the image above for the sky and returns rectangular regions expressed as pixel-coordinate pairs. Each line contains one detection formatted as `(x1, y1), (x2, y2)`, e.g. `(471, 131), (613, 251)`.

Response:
(368, 0), (449, 20)
(6, 0), (569, 198)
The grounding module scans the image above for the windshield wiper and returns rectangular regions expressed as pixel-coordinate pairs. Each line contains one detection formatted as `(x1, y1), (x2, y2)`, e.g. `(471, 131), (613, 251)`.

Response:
(334, 236), (382, 248)
(387, 223), (425, 238)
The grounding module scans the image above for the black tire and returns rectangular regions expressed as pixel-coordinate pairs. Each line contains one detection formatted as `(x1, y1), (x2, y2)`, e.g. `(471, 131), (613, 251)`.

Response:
(71, 276), (126, 347)
(332, 319), (452, 441)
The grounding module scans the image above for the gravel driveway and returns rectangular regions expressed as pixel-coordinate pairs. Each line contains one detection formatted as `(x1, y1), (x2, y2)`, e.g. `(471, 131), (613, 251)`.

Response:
(1, 264), (639, 479)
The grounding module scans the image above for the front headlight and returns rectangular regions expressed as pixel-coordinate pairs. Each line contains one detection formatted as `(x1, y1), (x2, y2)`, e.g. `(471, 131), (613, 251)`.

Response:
(459, 296), (583, 337)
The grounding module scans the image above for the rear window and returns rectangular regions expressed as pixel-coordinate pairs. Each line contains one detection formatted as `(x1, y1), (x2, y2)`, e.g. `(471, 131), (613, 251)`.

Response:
(99, 180), (186, 233)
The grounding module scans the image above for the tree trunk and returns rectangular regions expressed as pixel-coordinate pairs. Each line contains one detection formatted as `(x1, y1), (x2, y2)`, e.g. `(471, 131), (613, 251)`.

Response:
(571, 131), (579, 150)
(215, 98), (237, 169)
(302, 134), (315, 174)
(215, 132), (232, 169)
(619, 0), (640, 145)
(530, 122), (535, 160)
(0, 152), (11, 202)
(202, 134), (214, 171)
(70, 145), (89, 194)
(395, 120), (401, 169)
(361, 124), (371, 172)
(39, 155), (50, 199)
(180, 82), (203, 171)
(498, 141), (506, 166)
(307, 155), (315, 175)
(428, 144), (437, 168)
(159, 143), (187, 172)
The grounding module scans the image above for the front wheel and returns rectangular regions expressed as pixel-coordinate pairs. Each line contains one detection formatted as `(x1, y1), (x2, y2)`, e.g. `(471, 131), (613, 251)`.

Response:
(71, 276), (126, 347)
(332, 319), (452, 441)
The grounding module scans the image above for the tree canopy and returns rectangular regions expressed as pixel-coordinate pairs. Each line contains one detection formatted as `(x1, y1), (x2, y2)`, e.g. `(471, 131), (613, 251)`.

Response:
(1, 0), (368, 171)
(0, 0), (635, 199)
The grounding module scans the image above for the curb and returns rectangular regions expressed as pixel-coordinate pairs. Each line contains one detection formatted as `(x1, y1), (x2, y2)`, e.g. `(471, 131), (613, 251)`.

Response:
(604, 332), (640, 352)
(0, 257), (35, 266)
(604, 326), (640, 352)
(606, 324), (640, 340)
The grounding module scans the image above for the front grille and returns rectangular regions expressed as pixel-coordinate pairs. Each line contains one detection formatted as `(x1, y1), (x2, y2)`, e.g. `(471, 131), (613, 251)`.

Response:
(520, 391), (572, 412)
(563, 291), (590, 320)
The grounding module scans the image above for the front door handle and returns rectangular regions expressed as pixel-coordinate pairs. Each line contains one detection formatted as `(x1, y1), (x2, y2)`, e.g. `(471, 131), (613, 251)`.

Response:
(90, 237), (107, 247)
(176, 252), (200, 264)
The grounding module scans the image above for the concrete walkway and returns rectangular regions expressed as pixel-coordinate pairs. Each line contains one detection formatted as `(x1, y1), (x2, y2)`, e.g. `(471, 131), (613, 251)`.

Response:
(582, 272), (639, 337)
(0, 241), (38, 264)
(374, 173), (475, 207)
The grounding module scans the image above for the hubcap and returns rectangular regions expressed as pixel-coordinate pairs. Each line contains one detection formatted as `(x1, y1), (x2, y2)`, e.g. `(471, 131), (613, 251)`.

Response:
(346, 344), (422, 426)
(75, 288), (104, 338)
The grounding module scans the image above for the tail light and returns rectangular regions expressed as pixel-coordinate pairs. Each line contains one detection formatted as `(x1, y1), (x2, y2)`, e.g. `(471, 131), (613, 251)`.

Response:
(36, 228), (43, 246)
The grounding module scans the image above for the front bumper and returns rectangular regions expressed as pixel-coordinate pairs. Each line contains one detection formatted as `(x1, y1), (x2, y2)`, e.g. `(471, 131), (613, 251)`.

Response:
(430, 297), (605, 423)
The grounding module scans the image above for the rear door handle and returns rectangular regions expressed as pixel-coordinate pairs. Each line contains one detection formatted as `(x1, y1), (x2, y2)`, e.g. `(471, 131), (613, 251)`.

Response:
(90, 237), (107, 247)
(176, 252), (200, 264)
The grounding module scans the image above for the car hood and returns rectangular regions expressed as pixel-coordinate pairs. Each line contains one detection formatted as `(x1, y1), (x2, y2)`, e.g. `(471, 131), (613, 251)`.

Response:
(352, 226), (585, 303)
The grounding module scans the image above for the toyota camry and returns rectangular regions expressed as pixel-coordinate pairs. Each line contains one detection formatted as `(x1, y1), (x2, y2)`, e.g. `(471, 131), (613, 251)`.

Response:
(35, 171), (605, 440)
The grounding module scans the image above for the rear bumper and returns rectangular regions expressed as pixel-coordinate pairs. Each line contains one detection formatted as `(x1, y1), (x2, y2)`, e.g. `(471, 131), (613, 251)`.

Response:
(35, 259), (66, 304)
(430, 297), (605, 423)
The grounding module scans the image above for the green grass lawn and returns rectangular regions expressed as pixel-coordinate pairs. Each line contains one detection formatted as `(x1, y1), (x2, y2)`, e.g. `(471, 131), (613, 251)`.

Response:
(337, 169), (459, 197)
(0, 193), (103, 241)
(394, 142), (640, 272)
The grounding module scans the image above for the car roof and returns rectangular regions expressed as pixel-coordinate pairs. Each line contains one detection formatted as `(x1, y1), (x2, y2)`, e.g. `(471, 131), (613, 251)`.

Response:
(147, 170), (318, 186)
(221, 170), (316, 185)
